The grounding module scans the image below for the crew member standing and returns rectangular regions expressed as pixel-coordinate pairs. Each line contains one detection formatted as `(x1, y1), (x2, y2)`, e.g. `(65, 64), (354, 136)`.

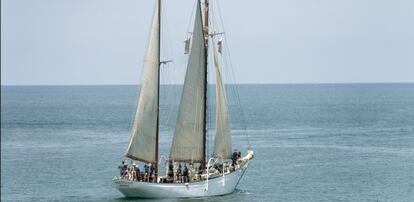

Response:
(232, 150), (238, 166)
(183, 165), (189, 183)
(176, 164), (182, 183)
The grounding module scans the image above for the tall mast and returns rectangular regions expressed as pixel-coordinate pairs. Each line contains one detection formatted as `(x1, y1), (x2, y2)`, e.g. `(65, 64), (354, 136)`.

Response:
(204, 0), (209, 44)
(155, 0), (161, 182)
(202, 0), (209, 169)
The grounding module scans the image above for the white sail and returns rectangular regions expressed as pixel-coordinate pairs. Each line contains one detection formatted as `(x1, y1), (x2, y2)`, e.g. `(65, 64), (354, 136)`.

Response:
(125, 0), (160, 163)
(212, 39), (232, 159)
(170, 0), (206, 162)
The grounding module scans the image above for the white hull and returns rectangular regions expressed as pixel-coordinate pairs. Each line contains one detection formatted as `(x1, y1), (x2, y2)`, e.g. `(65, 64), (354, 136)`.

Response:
(113, 164), (248, 198)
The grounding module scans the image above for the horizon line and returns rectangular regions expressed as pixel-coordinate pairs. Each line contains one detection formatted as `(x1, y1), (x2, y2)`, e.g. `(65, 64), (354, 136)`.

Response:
(1, 81), (413, 87)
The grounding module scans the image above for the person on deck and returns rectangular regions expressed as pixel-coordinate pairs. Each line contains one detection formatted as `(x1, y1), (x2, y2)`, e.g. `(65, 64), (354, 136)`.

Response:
(149, 163), (154, 182)
(183, 165), (189, 183)
(144, 163), (149, 182)
(167, 160), (174, 181)
(123, 161), (128, 177)
(130, 163), (137, 181)
(118, 161), (125, 176)
(232, 150), (238, 166)
(198, 164), (203, 175)
(176, 164), (182, 183)
(135, 164), (140, 181)
(188, 163), (194, 181)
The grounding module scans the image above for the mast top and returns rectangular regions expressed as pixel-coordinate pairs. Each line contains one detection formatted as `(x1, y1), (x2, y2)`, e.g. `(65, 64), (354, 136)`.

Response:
(203, 0), (209, 45)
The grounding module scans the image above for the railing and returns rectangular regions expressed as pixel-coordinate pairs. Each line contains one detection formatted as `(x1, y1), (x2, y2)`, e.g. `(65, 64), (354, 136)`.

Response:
(204, 157), (217, 192)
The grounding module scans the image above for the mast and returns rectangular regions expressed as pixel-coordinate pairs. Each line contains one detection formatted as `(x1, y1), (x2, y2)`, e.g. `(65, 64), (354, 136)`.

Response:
(155, 0), (161, 181)
(202, 0), (209, 169)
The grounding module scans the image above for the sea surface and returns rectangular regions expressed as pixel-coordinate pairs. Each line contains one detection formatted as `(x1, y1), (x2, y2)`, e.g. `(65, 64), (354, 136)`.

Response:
(1, 84), (414, 202)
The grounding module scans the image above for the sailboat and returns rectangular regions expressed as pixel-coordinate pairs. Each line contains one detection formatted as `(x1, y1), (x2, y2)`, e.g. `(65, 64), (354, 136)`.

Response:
(112, 0), (254, 198)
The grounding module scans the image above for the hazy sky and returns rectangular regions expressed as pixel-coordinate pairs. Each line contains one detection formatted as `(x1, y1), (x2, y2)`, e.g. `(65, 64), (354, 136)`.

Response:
(2, 0), (414, 85)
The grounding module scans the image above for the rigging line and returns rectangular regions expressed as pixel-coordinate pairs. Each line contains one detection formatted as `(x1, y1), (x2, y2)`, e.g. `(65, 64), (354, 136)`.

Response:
(205, 41), (209, 159)
(224, 48), (251, 148)
(221, 48), (249, 149)
(216, 0), (251, 148)
(162, 1), (180, 132)
(210, 38), (217, 158)
(211, 39), (218, 157)
(210, 1), (250, 149)
(235, 163), (249, 188)
(214, 1), (226, 36)
(210, 0), (221, 33)
(186, 0), (197, 34)
(161, 2), (181, 130)
(160, 2), (174, 129)
(160, 1), (166, 120)
(208, 39), (216, 158)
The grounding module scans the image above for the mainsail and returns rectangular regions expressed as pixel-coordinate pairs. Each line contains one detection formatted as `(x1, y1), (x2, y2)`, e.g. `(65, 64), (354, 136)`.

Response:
(170, 0), (206, 162)
(125, 0), (160, 163)
(212, 39), (232, 159)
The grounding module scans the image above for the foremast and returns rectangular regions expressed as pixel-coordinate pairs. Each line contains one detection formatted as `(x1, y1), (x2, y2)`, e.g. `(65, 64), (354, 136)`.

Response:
(154, 0), (161, 181)
(201, 0), (209, 169)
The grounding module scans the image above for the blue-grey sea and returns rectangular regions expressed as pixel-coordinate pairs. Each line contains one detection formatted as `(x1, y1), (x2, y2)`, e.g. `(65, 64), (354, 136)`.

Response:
(1, 84), (414, 202)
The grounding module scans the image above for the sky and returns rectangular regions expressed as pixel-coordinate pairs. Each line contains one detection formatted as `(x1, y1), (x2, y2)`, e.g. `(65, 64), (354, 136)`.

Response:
(2, 0), (414, 85)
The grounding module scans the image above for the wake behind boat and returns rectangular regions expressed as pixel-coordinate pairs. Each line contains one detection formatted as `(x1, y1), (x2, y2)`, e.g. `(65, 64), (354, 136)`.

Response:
(112, 0), (253, 198)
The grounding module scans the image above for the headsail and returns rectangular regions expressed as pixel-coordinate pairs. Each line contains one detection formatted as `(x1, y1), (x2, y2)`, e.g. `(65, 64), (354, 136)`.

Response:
(125, 0), (160, 163)
(212, 39), (232, 159)
(170, 0), (206, 162)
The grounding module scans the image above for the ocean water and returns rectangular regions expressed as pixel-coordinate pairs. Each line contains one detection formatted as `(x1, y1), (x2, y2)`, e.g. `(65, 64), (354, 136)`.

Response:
(1, 84), (414, 202)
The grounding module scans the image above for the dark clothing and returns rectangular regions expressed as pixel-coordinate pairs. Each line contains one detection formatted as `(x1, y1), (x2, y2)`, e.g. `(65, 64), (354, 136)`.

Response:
(150, 164), (154, 175)
(198, 165), (203, 175)
(149, 164), (154, 182)
(176, 168), (182, 182)
(143, 164), (149, 182)
(135, 167), (140, 181)
(168, 163), (174, 178)
(144, 164), (149, 174)
(118, 165), (124, 176)
(183, 166), (189, 183)
(123, 164), (128, 176)
(119, 161), (125, 175)
(232, 151), (238, 165)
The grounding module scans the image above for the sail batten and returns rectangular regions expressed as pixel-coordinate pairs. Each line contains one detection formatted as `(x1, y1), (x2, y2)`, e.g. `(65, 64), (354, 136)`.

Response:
(124, 0), (160, 163)
(212, 39), (232, 159)
(169, 0), (206, 162)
